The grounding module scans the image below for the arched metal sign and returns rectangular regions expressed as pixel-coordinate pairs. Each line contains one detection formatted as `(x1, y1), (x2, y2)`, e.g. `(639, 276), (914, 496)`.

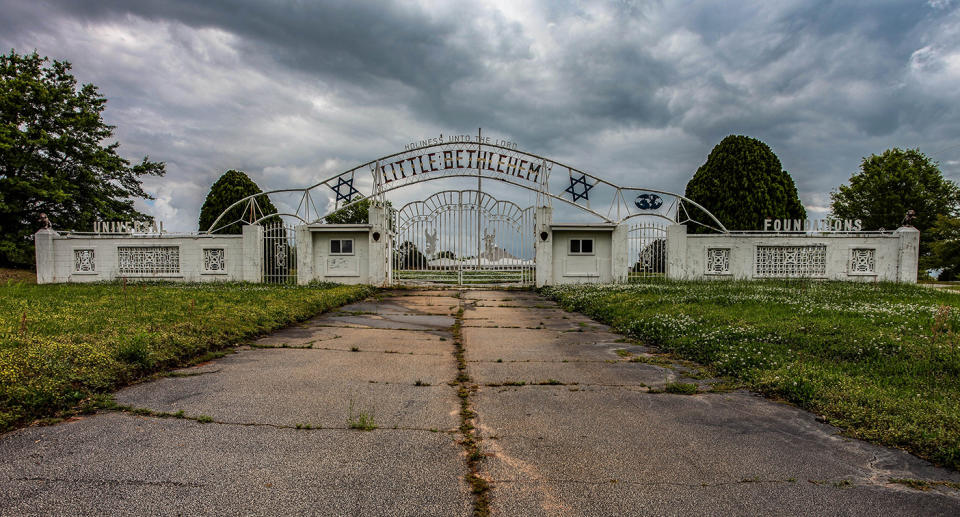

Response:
(206, 134), (728, 234)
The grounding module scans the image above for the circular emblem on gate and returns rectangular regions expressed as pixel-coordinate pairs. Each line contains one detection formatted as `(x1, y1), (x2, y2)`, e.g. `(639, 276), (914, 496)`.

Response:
(634, 193), (663, 210)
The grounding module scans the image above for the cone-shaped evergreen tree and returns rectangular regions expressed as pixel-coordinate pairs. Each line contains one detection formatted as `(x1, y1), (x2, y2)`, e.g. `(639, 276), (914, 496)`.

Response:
(684, 135), (805, 232)
(198, 170), (278, 233)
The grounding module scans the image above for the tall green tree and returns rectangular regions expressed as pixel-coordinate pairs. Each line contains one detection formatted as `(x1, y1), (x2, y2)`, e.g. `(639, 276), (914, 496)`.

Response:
(684, 135), (805, 232)
(323, 197), (392, 225)
(0, 50), (164, 267)
(198, 170), (278, 233)
(830, 148), (958, 263)
(324, 197), (373, 224)
(831, 148), (959, 276)
(929, 215), (960, 280)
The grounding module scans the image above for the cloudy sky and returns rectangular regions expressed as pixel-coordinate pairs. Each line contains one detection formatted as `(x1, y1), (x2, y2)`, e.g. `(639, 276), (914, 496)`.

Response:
(3, 0), (960, 231)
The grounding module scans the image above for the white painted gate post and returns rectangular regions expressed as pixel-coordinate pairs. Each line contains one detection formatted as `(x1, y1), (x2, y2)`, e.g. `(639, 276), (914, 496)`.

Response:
(368, 205), (390, 286)
(296, 224), (313, 285)
(535, 206), (552, 287)
(242, 224), (264, 283)
(34, 229), (58, 284)
(666, 224), (688, 280)
(894, 226), (920, 283)
(612, 223), (629, 283)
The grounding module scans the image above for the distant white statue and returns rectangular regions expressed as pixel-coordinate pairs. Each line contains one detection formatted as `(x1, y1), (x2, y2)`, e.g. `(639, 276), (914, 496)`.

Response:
(483, 229), (496, 259)
(425, 228), (437, 255)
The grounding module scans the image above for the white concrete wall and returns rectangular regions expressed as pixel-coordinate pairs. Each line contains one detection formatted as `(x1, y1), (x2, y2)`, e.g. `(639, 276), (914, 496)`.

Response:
(666, 224), (920, 283)
(310, 230), (371, 284)
(551, 230), (614, 284)
(37, 231), (246, 284)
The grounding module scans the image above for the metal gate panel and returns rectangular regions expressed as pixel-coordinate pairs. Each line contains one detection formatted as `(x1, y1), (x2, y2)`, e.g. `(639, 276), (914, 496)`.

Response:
(627, 221), (667, 282)
(393, 190), (534, 286)
(262, 221), (297, 284)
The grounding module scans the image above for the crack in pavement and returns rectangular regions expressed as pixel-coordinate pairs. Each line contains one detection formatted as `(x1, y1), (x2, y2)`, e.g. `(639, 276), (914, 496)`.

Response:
(164, 369), (222, 378)
(247, 345), (445, 356)
(10, 476), (206, 488)
(309, 325), (452, 332)
(451, 293), (492, 516)
(467, 359), (619, 364)
(487, 477), (805, 488)
(109, 410), (453, 434)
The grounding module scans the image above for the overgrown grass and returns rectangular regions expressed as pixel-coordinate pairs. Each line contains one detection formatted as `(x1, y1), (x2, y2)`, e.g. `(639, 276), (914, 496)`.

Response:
(542, 280), (960, 470)
(0, 280), (373, 432)
(0, 267), (35, 284)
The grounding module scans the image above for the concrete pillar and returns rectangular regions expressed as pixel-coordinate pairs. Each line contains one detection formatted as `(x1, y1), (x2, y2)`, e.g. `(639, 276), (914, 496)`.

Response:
(894, 226), (920, 283)
(295, 225), (313, 285)
(666, 224), (688, 280)
(34, 229), (58, 284)
(241, 224), (264, 283)
(612, 223), (629, 283)
(368, 205), (391, 286)
(534, 206), (552, 287)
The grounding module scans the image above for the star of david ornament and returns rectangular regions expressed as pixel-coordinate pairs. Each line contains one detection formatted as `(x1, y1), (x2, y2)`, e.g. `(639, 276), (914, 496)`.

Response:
(330, 175), (360, 203)
(565, 174), (594, 202)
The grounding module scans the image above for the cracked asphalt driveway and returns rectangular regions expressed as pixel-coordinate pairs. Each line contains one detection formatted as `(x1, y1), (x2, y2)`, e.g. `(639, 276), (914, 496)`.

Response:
(1, 289), (959, 516)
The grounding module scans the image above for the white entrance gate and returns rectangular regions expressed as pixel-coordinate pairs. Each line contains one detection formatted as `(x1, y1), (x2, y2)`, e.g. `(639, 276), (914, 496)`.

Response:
(627, 221), (667, 282)
(393, 190), (534, 285)
(262, 221), (297, 284)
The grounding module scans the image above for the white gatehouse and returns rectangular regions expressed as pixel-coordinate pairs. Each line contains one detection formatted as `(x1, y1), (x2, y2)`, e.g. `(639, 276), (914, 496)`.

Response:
(35, 136), (920, 285)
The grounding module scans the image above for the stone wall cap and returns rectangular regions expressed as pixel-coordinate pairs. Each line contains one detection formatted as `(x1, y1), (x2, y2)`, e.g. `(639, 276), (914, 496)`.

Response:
(305, 224), (372, 232)
(550, 223), (617, 231)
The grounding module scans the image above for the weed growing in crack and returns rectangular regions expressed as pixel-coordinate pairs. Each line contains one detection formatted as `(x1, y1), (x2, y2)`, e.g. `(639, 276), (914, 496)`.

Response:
(664, 382), (698, 394)
(451, 302), (491, 516)
(347, 400), (377, 431)
(415, 379), (432, 387)
(350, 346), (360, 352)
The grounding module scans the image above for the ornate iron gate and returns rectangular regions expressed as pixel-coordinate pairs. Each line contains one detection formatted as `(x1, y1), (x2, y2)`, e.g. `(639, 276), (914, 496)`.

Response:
(393, 190), (534, 285)
(262, 221), (297, 284)
(627, 221), (667, 282)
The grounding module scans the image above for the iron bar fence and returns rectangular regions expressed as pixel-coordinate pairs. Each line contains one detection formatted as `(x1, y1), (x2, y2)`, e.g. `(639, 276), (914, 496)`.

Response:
(262, 221), (297, 284)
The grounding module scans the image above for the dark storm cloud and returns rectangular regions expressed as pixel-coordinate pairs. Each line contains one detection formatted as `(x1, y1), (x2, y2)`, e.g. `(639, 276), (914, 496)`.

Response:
(2, 0), (959, 229)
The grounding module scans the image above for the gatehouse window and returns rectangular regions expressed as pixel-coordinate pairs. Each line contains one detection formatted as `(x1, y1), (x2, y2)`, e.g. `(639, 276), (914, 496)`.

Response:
(330, 239), (354, 255)
(569, 238), (594, 255)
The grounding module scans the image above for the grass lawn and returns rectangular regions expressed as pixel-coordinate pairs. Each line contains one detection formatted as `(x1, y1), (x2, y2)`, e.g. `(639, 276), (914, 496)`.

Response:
(0, 278), (373, 432)
(542, 280), (960, 470)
